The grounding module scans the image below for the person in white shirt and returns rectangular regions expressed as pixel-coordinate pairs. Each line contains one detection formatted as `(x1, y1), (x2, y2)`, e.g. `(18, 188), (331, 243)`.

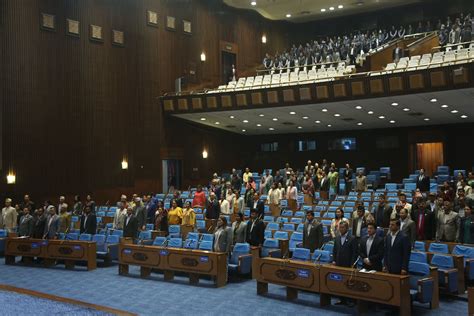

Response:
(2, 198), (17, 233)
(113, 202), (127, 230)
(267, 183), (281, 217)
(224, 188), (235, 212)
(286, 180), (298, 212)
(242, 168), (252, 185)
(219, 196), (231, 215)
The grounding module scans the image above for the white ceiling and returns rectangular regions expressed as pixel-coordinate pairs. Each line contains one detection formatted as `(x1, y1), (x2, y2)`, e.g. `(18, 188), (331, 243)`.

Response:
(173, 88), (474, 135)
(223, 0), (423, 23)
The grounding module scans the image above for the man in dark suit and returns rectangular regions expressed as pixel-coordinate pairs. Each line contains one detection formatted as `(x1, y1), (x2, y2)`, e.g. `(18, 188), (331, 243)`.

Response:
(133, 197), (147, 231)
(359, 223), (384, 271)
(392, 44), (403, 62)
(319, 172), (330, 200)
(374, 195), (392, 228)
(205, 193), (220, 220)
(18, 207), (35, 237)
(80, 206), (97, 235)
(248, 192), (265, 219)
(123, 207), (138, 238)
(416, 168), (430, 193)
(43, 206), (60, 239)
(33, 208), (47, 239)
(246, 209), (265, 246)
(384, 219), (411, 274)
(303, 211), (323, 252)
(399, 208), (416, 245)
(343, 163), (353, 195)
(413, 199), (436, 240)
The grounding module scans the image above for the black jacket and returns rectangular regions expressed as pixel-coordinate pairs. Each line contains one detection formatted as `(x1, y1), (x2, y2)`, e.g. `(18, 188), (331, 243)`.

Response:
(246, 219), (265, 246)
(123, 215), (138, 238)
(248, 200), (265, 218)
(384, 231), (411, 274)
(33, 215), (46, 239)
(413, 208), (436, 240)
(359, 235), (384, 271)
(459, 216), (474, 244)
(333, 234), (358, 267)
(416, 175), (430, 192)
(205, 200), (220, 219)
(80, 214), (97, 234)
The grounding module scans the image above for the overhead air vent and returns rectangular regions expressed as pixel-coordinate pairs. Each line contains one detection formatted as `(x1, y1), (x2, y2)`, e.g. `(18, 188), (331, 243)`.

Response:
(299, 11), (311, 15)
(226, 125), (236, 128)
(342, 118), (355, 121)
(282, 122), (295, 125)
(408, 112), (424, 116)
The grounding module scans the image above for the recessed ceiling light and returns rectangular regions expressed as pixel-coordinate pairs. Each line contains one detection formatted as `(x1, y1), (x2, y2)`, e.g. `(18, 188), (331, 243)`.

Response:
(321, 8), (326, 12)
(269, 127), (274, 131)
(357, 122), (363, 126)
(200, 118), (206, 121)
(322, 108), (328, 112)
(451, 110), (458, 114)
(229, 115), (234, 119)
(441, 104), (449, 108)
(430, 98), (437, 103)
(391, 102), (398, 106)
(302, 116), (309, 119)
(378, 116), (385, 119)
(338, 4), (343, 9)
(403, 108), (410, 112)
(355, 106), (362, 109)
(272, 118), (278, 121)
(286, 13), (291, 18)
(243, 120), (249, 123)
(289, 111), (296, 115)
(334, 114), (341, 117)
(256, 124), (262, 127)
(327, 124), (332, 127)
(297, 126), (302, 129)
(461, 115), (468, 119)
(368, 111), (374, 114)
(329, 6), (335, 10)
(242, 129), (246, 132)
(215, 122), (220, 125)
(259, 114), (264, 117)
(315, 120), (321, 124)
(250, 1), (257, 6)
(389, 120), (396, 124)
(424, 118), (430, 121)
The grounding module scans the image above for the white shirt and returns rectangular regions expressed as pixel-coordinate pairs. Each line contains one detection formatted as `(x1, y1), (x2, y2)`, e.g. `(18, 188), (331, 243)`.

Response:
(356, 218), (363, 237)
(400, 218), (408, 231)
(340, 233), (348, 245)
(267, 188), (281, 205)
(366, 235), (375, 256)
(390, 230), (399, 246)
(220, 200), (231, 215)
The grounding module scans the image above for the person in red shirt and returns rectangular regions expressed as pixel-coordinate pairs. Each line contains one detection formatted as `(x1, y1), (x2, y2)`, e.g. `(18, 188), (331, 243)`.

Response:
(192, 185), (206, 208)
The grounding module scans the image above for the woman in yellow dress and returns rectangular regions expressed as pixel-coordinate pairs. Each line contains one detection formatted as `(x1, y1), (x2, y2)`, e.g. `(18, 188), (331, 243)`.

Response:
(182, 201), (196, 226)
(167, 199), (183, 225)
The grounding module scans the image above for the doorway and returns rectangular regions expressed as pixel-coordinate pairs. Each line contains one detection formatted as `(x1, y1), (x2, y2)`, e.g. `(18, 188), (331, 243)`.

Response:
(415, 142), (444, 176)
(221, 51), (236, 85)
(162, 159), (182, 193)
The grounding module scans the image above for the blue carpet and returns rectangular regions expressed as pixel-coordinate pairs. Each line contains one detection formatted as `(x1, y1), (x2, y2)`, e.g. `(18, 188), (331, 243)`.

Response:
(0, 258), (467, 315)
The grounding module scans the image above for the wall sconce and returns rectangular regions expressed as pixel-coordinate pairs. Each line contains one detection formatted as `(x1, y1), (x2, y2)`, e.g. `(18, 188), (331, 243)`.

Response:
(202, 149), (208, 159)
(121, 159), (128, 170)
(261, 35), (267, 44)
(6, 172), (16, 184)
(200, 52), (206, 62)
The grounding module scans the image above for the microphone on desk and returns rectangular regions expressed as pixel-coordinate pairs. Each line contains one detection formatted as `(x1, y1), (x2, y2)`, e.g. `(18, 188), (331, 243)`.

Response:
(161, 238), (169, 248)
(186, 239), (196, 248)
(313, 253), (322, 264)
(351, 256), (361, 269)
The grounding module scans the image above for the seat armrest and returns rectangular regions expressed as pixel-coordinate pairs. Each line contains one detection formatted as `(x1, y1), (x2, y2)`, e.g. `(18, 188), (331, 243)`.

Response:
(417, 277), (434, 303)
(238, 254), (253, 274)
(108, 243), (119, 261)
(269, 249), (282, 258)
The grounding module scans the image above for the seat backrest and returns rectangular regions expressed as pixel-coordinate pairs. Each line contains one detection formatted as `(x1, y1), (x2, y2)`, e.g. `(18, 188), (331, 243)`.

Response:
(290, 232), (303, 241)
(184, 238), (198, 249)
(66, 233), (79, 240)
(322, 243), (334, 252)
(187, 232), (199, 240)
(282, 223), (295, 231)
(312, 249), (331, 263)
(168, 225), (180, 234)
(106, 235), (120, 244)
(198, 240), (213, 251)
(262, 238), (280, 257)
(414, 241), (425, 252)
(274, 231), (289, 239)
(139, 230), (152, 240)
(452, 245), (474, 260)
(201, 233), (214, 243)
(79, 234), (92, 241)
(296, 223), (304, 232)
(410, 251), (428, 263)
(0, 229), (8, 238)
(409, 261), (431, 289)
(292, 248), (311, 261)
(169, 237), (183, 248)
(428, 243), (449, 254)
(153, 236), (167, 246)
(196, 220), (206, 229)
(263, 215), (274, 222)
(230, 243), (250, 264)
(92, 234), (106, 244)
(112, 229), (123, 237)
(431, 254), (454, 269)
(281, 210), (293, 217)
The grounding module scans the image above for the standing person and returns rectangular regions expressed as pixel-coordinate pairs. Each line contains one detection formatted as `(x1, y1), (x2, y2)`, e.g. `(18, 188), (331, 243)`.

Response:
(267, 183), (281, 217)
(416, 168), (430, 193)
(32, 208), (46, 238)
(73, 195), (83, 216)
(123, 207), (138, 238)
(232, 190), (245, 215)
(384, 219), (411, 275)
(219, 195), (231, 216)
(231, 213), (247, 244)
(246, 209), (265, 246)
(302, 174), (314, 205)
(154, 201), (168, 234)
(249, 192), (265, 219)
(43, 206), (59, 239)
(373, 195), (392, 229)
(80, 206), (97, 234)
(2, 198), (17, 233)
(436, 201), (459, 242)
(399, 208), (416, 246)
(85, 195), (96, 214)
(182, 201), (196, 226)
(243, 167), (252, 186)
(260, 169), (273, 195)
(167, 199), (183, 225)
(459, 206), (474, 244)
(352, 205), (369, 240)
(303, 211), (324, 252)
(355, 171), (367, 193)
(205, 193), (220, 220)
(359, 223), (384, 271)
(213, 216), (232, 253)
(413, 199), (436, 241)
(330, 208), (349, 239)
(286, 180), (298, 212)
(192, 185), (206, 208)
(328, 167), (339, 200)
(113, 202), (127, 230)
(343, 163), (353, 195)
(18, 207), (35, 237)
(319, 172), (330, 200)
(20, 195), (35, 215)
(133, 197), (147, 232)
(58, 204), (71, 234)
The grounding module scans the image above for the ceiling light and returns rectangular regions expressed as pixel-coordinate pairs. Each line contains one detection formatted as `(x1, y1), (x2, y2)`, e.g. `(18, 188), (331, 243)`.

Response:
(322, 108), (328, 112)
(355, 106), (362, 109)
(215, 122), (220, 125)
(327, 124), (332, 127)
(391, 102), (398, 106)
(315, 120), (321, 124)
(403, 108), (410, 112)
(242, 129), (246, 132)
(256, 124), (262, 127)
(441, 104), (449, 108)
(430, 98), (437, 103)
(378, 116), (385, 119)
(251, 1), (257, 6)
(259, 114), (264, 117)
(321, 8), (326, 12)
(297, 126), (302, 129)
(243, 120), (249, 123)
(338, 4), (343, 9)
(261, 35), (267, 43)
(461, 115), (468, 119)
(272, 118), (278, 121)
(286, 13), (291, 18)
(389, 120), (396, 124)
(302, 116), (308, 119)
(357, 122), (363, 126)
(334, 114), (341, 117)
(269, 127), (274, 131)
(424, 118), (430, 121)
(289, 111), (296, 115)
(229, 115), (234, 119)
(329, 6), (335, 10)
(200, 52), (206, 62)
(368, 111), (374, 115)
(200, 118), (206, 121)
(451, 110), (458, 114)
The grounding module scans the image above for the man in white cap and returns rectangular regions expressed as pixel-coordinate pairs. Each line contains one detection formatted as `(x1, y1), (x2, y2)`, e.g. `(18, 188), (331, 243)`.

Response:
(2, 198), (18, 233)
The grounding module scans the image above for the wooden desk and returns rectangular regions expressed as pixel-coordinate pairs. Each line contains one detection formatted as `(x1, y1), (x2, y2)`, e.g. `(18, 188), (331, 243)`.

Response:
(468, 287), (474, 315)
(251, 247), (321, 300)
(118, 243), (228, 287)
(5, 237), (97, 270)
(319, 265), (411, 316)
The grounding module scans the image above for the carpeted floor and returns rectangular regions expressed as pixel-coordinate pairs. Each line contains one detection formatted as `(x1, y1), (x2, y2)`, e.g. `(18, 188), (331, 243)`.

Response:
(0, 257), (467, 315)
